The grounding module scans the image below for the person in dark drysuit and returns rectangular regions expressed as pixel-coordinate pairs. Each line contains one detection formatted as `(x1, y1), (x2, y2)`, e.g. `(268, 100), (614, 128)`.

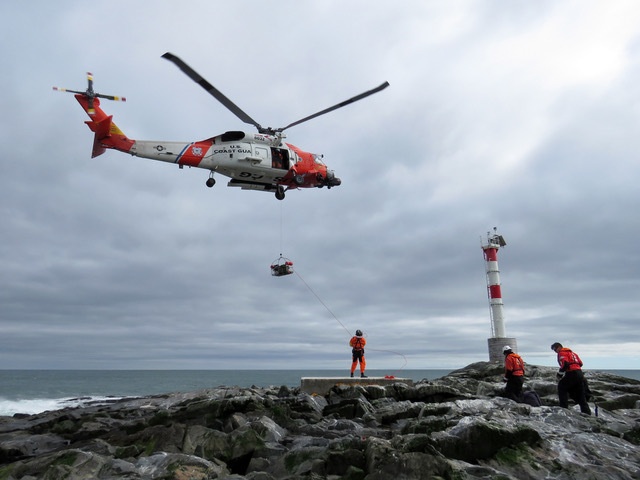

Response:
(551, 342), (591, 415)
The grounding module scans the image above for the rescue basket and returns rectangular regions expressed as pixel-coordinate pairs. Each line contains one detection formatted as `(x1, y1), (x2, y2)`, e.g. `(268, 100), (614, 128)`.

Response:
(270, 255), (294, 277)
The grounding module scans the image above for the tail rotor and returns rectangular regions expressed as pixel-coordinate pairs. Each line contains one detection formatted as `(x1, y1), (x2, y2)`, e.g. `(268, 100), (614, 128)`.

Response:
(53, 72), (126, 115)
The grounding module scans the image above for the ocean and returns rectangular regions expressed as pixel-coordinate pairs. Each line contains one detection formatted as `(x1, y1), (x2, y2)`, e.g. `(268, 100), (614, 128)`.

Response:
(1, 369), (638, 417)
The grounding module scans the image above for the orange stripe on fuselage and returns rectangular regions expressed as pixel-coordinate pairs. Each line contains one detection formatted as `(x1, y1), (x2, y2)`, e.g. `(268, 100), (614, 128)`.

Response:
(177, 140), (214, 167)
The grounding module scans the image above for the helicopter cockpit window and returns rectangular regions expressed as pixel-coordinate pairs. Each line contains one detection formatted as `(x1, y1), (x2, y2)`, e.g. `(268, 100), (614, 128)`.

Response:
(313, 154), (325, 165)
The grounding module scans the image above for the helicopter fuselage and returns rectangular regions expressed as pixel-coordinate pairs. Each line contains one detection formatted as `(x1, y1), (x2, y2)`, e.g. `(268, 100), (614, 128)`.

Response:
(76, 94), (339, 198)
(128, 130), (338, 192)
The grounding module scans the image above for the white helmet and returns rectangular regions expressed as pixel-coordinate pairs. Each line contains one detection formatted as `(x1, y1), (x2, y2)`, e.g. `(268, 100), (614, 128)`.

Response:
(502, 345), (512, 353)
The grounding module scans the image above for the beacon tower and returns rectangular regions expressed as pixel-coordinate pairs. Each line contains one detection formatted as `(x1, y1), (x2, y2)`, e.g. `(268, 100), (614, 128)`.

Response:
(482, 228), (517, 362)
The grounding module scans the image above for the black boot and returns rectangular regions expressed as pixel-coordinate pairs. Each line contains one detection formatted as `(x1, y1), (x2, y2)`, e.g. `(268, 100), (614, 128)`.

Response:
(350, 373), (354, 377)
(361, 373), (367, 378)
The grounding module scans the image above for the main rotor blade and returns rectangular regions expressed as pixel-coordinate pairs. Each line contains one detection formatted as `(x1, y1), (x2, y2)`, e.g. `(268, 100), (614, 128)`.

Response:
(279, 81), (390, 132)
(162, 52), (263, 131)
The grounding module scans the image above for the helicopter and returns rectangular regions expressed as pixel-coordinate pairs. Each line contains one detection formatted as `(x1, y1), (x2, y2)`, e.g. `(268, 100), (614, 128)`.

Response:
(53, 53), (389, 200)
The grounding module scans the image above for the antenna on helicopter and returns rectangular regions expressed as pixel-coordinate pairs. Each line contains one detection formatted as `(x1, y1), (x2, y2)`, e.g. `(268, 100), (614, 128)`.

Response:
(53, 73), (126, 115)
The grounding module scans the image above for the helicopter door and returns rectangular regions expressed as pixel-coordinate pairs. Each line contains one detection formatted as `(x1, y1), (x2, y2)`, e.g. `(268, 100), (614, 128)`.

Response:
(271, 147), (289, 170)
(251, 146), (269, 164)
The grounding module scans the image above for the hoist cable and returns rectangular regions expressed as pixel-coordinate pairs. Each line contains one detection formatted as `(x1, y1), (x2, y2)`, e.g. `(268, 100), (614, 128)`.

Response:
(294, 270), (351, 336)
(279, 202), (283, 257)
(293, 269), (408, 375)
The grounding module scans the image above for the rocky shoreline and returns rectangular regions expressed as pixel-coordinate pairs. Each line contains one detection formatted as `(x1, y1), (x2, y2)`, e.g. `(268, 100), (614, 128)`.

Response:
(1, 362), (639, 479)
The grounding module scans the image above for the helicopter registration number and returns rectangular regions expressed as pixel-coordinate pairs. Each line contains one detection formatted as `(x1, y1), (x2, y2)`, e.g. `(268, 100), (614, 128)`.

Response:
(239, 172), (283, 183)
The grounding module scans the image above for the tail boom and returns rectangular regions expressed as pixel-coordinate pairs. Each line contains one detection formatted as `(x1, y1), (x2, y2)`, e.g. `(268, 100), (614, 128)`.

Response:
(76, 95), (134, 158)
(75, 94), (215, 167)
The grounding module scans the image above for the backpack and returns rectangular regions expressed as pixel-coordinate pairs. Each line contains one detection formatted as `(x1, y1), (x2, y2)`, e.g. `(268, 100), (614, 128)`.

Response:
(522, 390), (542, 407)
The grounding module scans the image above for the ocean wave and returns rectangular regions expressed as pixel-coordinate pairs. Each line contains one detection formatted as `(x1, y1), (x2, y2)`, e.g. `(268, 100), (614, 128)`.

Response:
(0, 396), (127, 417)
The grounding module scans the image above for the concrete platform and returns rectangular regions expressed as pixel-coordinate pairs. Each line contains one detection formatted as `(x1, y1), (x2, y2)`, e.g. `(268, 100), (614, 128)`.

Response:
(300, 376), (414, 395)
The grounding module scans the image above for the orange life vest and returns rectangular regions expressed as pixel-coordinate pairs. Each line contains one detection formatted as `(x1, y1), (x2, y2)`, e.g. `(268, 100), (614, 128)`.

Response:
(350, 336), (366, 351)
(557, 348), (583, 372)
(505, 353), (525, 377)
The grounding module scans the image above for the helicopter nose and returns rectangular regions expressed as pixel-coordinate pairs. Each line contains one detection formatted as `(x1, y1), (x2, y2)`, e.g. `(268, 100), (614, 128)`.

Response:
(326, 170), (341, 187)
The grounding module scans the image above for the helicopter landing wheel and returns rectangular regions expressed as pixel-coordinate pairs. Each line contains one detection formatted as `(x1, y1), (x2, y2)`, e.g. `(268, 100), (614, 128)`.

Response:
(293, 174), (304, 186)
(275, 186), (285, 200)
(206, 177), (216, 188)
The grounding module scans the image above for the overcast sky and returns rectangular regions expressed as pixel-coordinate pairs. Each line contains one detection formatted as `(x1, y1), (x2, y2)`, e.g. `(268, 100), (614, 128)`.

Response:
(1, 1), (639, 371)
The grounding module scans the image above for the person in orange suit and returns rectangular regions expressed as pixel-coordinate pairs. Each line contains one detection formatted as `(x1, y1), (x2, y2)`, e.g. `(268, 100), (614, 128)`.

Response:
(502, 345), (525, 401)
(349, 330), (367, 378)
